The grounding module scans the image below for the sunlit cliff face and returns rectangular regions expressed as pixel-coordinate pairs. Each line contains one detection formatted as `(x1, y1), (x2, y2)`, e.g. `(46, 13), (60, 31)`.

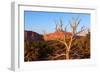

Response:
(43, 31), (72, 41)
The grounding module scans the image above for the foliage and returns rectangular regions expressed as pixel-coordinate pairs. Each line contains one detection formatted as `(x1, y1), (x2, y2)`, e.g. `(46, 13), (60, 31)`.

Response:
(70, 32), (90, 59)
(24, 41), (54, 61)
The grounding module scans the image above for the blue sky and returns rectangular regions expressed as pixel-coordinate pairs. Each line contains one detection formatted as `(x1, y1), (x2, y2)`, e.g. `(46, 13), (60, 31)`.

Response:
(24, 11), (90, 34)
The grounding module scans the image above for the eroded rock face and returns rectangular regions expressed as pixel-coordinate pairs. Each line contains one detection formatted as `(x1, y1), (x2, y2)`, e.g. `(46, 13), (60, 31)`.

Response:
(24, 30), (72, 41)
(24, 30), (44, 42)
(43, 31), (72, 41)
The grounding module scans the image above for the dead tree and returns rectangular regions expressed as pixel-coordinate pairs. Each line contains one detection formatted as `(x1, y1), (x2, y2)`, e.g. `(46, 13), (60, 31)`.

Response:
(55, 19), (63, 32)
(54, 17), (86, 60)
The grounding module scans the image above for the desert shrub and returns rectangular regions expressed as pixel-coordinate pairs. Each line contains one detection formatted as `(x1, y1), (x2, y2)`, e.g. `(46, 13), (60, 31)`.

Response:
(30, 41), (54, 60)
(70, 33), (90, 59)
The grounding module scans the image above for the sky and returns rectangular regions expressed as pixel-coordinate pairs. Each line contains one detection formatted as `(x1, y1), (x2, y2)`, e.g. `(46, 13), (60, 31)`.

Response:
(24, 11), (90, 34)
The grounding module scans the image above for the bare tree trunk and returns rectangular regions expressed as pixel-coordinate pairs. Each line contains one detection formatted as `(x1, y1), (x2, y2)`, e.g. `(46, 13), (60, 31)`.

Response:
(66, 50), (70, 59)
(65, 35), (73, 60)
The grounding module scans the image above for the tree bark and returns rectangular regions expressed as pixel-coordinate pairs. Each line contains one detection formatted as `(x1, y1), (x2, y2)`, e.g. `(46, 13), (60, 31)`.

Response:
(66, 49), (70, 59)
